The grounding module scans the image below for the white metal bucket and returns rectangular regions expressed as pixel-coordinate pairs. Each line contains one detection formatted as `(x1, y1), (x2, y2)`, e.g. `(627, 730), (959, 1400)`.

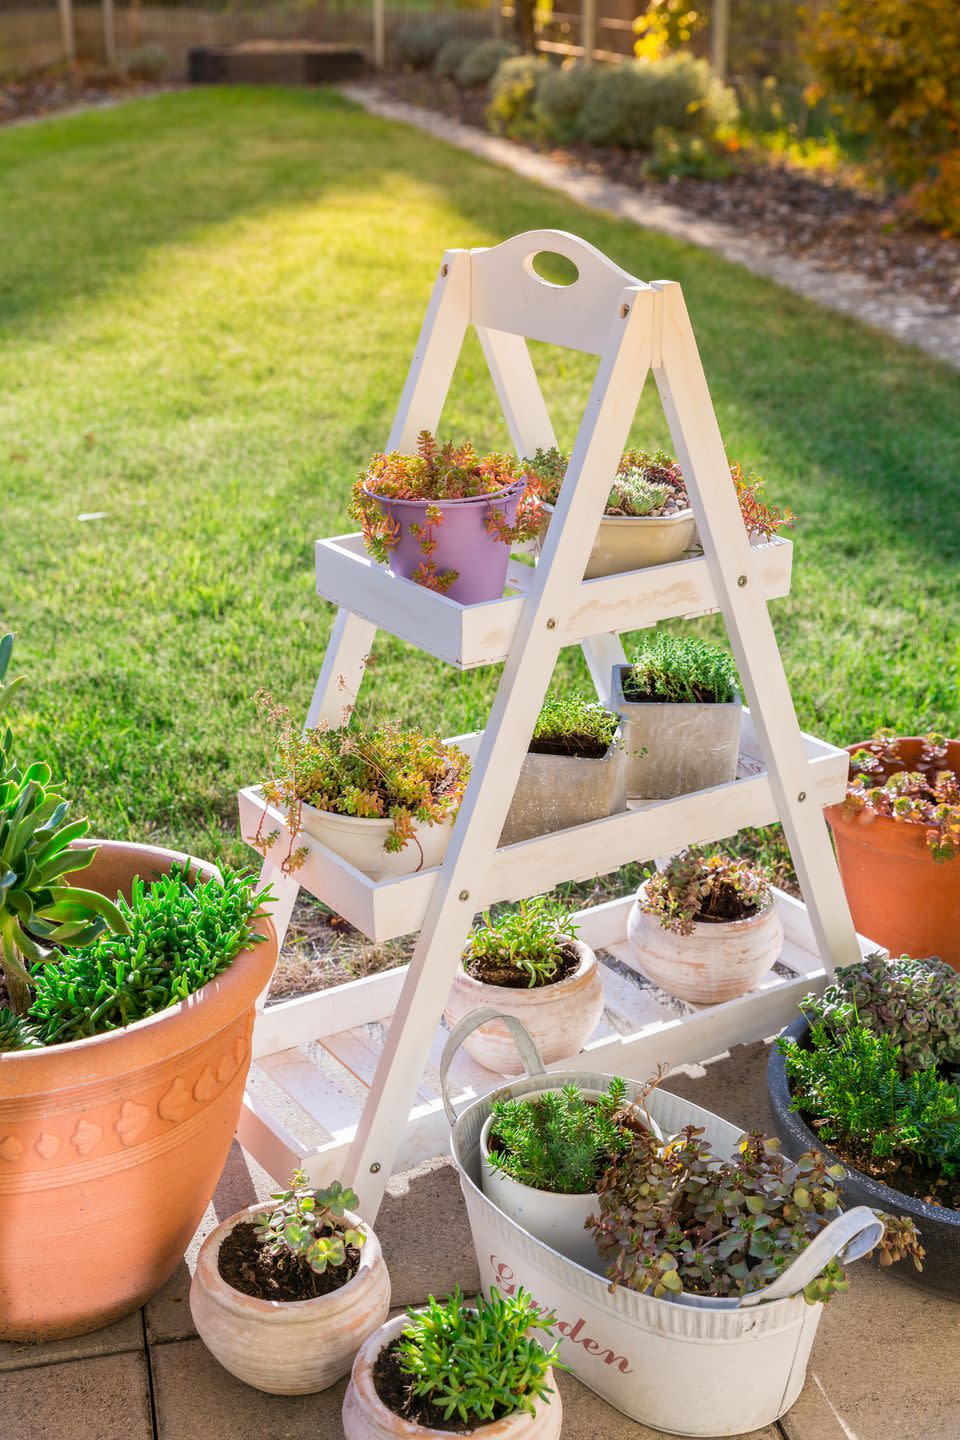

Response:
(442, 1009), (883, 1438)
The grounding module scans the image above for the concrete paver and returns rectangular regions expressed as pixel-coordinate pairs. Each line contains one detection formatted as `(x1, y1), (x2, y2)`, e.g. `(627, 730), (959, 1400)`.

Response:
(3, 1350), (153, 1440)
(0, 1310), (143, 1374)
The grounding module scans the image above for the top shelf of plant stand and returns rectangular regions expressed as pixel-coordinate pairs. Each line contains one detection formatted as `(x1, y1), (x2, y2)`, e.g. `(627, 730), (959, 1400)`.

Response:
(315, 532), (793, 670)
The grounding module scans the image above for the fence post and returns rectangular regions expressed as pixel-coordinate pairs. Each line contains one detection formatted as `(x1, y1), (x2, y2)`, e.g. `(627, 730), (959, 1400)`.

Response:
(492, 0), (502, 40)
(581, 0), (596, 67)
(102, 0), (117, 66)
(58, 0), (76, 64)
(373, 0), (385, 68)
(710, 0), (730, 82)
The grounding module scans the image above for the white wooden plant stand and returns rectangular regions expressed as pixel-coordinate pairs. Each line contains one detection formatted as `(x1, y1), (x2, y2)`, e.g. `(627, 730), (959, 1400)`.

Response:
(237, 229), (871, 1221)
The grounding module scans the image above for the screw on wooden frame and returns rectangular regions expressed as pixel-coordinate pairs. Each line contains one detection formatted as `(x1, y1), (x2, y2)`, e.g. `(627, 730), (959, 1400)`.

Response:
(620, 303), (630, 318)
(798, 791), (807, 803)
(459, 890), (470, 902)
(369, 1162), (381, 1174)
(737, 575), (748, 587)
(546, 617), (557, 630)
(441, 264), (449, 277)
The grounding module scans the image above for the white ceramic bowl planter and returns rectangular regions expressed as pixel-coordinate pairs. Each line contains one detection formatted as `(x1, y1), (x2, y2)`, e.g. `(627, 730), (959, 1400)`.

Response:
(538, 502), (696, 580)
(443, 941), (605, 1074)
(189, 1202), (391, 1395)
(500, 732), (628, 846)
(299, 803), (453, 881)
(441, 1013), (883, 1438)
(627, 880), (784, 1004)
(342, 1311), (563, 1440)
(611, 666), (742, 802)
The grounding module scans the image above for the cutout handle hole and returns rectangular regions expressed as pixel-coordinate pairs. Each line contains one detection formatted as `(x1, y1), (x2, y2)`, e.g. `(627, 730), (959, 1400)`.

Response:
(526, 251), (580, 287)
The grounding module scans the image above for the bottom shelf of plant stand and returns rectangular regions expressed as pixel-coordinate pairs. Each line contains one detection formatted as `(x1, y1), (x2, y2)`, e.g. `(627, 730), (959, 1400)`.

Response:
(239, 889), (883, 1189)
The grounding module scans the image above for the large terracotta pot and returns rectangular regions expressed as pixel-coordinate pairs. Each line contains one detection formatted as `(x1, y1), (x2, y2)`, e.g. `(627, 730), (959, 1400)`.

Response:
(190, 1202), (391, 1393)
(442, 940), (604, 1075)
(342, 1312), (563, 1440)
(0, 839), (279, 1341)
(825, 739), (960, 968)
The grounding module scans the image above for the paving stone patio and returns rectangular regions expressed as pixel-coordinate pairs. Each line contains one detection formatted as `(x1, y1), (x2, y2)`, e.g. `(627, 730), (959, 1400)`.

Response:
(4, 1040), (958, 1439)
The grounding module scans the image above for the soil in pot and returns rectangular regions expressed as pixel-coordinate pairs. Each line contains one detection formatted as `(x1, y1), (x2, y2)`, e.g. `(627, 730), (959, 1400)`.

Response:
(527, 730), (612, 760)
(463, 937), (581, 990)
(217, 1221), (361, 1303)
(372, 1339), (501, 1433)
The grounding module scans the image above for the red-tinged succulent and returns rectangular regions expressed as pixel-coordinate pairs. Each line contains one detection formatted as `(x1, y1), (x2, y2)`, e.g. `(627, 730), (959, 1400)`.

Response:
(843, 731), (960, 862)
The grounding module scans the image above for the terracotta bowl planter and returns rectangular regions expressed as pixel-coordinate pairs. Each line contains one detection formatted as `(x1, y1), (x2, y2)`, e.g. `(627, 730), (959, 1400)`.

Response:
(499, 734), (627, 846)
(299, 801), (454, 880)
(342, 1311), (563, 1440)
(538, 502), (696, 579)
(0, 840), (279, 1341)
(442, 940), (604, 1074)
(190, 1202), (391, 1392)
(825, 738), (960, 968)
(627, 881), (783, 1004)
(611, 667), (742, 802)
(769, 1019), (960, 1299)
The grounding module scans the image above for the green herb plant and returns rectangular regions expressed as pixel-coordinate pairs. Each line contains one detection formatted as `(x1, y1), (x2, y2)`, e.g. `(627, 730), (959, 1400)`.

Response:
(351, 430), (543, 593)
(396, 1286), (562, 1425)
(254, 1171), (364, 1275)
(0, 634), (128, 1025)
(642, 846), (770, 934)
(842, 731), (960, 862)
(487, 1077), (630, 1193)
(28, 867), (269, 1045)
(463, 896), (579, 988)
(254, 692), (471, 872)
(529, 691), (619, 757)
(621, 632), (739, 704)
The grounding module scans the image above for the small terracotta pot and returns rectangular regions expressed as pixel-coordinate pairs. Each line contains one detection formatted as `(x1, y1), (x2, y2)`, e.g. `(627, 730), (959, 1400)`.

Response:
(299, 801), (454, 880)
(342, 1312), (563, 1440)
(627, 881), (783, 1004)
(825, 738), (960, 969)
(190, 1203), (391, 1393)
(0, 840), (278, 1341)
(443, 940), (604, 1074)
(538, 502), (696, 579)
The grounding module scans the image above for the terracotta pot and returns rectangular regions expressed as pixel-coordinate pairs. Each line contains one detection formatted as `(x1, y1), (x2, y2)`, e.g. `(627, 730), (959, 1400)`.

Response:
(299, 800), (454, 880)
(538, 502), (696, 579)
(443, 940), (604, 1075)
(500, 732), (627, 846)
(825, 738), (960, 968)
(627, 881), (783, 1004)
(190, 1202), (391, 1393)
(611, 667), (742, 802)
(0, 840), (279, 1341)
(342, 1312), (563, 1440)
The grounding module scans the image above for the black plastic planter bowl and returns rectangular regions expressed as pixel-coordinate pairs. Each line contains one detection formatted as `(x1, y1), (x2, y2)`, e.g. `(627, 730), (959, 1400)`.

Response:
(768, 1018), (960, 1300)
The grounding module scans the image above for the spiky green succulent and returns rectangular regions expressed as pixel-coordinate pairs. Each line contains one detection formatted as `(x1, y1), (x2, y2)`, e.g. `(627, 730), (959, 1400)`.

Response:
(800, 953), (960, 1076)
(0, 1005), (42, 1052)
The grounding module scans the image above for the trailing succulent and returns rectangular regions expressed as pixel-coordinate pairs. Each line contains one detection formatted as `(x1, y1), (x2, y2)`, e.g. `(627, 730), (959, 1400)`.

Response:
(799, 952), (960, 1077)
(351, 430), (543, 593)
(254, 692), (470, 872)
(463, 896), (579, 988)
(642, 846), (770, 934)
(621, 631), (739, 705)
(589, 1117), (924, 1303)
(529, 690), (619, 757)
(395, 1286), (561, 1425)
(487, 1077), (630, 1193)
(254, 1172), (363, 1275)
(842, 731), (960, 862)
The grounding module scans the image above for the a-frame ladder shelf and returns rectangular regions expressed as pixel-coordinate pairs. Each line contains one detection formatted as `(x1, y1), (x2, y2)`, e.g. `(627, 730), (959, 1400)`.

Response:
(240, 890), (882, 1189)
(316, 530), (793, 670)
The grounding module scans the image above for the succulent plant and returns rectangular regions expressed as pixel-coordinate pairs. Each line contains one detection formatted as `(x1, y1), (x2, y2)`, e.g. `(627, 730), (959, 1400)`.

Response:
(529, 691), (619, 757)
(0, 1005), (42, 1052)
(641, 845), (770, 934)
(253, 1172), (364, 1275)
(842, 732), (960, 862)
(463, 895), (579, 988)
(800, 952), (960, 1076)
(487, 1077), (630, 1193)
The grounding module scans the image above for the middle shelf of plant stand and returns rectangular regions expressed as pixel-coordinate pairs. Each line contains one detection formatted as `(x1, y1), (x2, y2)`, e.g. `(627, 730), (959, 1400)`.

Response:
(241, 886), (883, 1188)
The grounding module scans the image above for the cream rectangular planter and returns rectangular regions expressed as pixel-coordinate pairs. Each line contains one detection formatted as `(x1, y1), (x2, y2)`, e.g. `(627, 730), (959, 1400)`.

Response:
(611, 666), (742, 802)
(299, 801), (453, 880)
(500, 735), (627, 846)
(538, 503), (697, 580)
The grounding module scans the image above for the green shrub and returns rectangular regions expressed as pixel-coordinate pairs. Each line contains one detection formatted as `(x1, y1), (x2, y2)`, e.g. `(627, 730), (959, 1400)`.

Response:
(533, 64), (599, 143)
(457, 39), (518, 90)
(393, 19), (454, 71)
(577, 54), (737, 150)
(486, 54), (550, 137)
(487, 1078), (629, 1193)
(645, 126), (737, 181)
(433, 36), (477, 82)
(122, 44), (169, 81)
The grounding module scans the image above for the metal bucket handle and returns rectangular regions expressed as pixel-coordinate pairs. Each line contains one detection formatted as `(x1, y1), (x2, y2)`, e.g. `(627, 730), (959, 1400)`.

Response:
(440, 1007), (547, 1124)
(737, 1204), (885, 1307)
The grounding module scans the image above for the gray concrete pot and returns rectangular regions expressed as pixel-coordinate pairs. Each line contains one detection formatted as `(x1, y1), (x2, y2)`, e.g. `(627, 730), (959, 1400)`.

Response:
(611, 666), (742, 801)
(768, 1018), (960, 1300)
(500, 732), (628, 846)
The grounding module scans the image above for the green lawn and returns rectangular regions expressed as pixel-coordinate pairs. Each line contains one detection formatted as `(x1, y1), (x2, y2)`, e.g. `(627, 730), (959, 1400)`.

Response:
(2, 87), (958, 871)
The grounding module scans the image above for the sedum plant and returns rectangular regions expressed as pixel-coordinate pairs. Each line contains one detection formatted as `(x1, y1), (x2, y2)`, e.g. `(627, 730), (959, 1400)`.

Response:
(642, 846), (770, 934)
(396, 1286), (561, 1425)
(529, 691), (619, 756)
(487, 1077), (630, 1193)
(799, 952), (960, 1077)
(589, 1116), (924, 1303)
(463, 896), (579, 988)
(254, 1172), (363, 1275)
(0, 634), (128, 1019)
(29, 867), (269, 1045)
(621, 631), (739, 704)
(254, 693), (470, 872)
(842, 731), (960, 862)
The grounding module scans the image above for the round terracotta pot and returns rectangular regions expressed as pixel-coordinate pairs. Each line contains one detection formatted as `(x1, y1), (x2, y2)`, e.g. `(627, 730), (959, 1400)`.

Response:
(190, 1202), (391, 1393)
(0, 839), (279, 1341)
(627, 881), (783, 1004)
(442, 940), (604, 1075)
(825, 738), (960, 969)
(342, 1312), (563, 1440)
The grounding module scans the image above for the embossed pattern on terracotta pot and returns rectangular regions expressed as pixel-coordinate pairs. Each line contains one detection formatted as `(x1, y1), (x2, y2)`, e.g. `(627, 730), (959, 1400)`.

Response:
(190, 1203), (391, 1393)
(342, 1312), (563, 1440)
(443, 941), (604, 1075)
(627, 881), (783, 1004)
(0, 840), (278, 1341)
(299, 801), (454, 880)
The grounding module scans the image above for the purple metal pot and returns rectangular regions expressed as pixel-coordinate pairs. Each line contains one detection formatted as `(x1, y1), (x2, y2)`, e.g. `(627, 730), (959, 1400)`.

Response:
(364, 481), (525, 605)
